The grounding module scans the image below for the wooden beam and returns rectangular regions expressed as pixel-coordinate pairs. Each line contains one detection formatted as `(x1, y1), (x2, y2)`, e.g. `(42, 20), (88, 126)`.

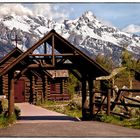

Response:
(8, 72), (15, 116)
(28, 64), (54, 68)
(119, 89), (140, 92)
(30, 70), (40, 78)
(70, 70), (82, 82)
(14, 67), (29, 80)
(110, 90), (122, 111)
(44, 42), (47, 54)
(27, 63), (76, 70)
(95, 96), (107, 116)
(39, 60), (44, 67)
(111, 112), (130, 119)
(111, 102), (140, 108)
(123, 95), (140, 103)
(120, 98), (129, 112)
(29, 53), (79, 57)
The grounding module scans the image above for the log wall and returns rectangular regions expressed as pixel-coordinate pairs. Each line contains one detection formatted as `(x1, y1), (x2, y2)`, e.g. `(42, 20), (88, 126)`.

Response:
(1, 74), (69, 103)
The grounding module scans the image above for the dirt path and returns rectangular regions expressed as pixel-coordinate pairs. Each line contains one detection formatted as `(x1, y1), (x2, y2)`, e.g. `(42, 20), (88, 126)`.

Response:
(16, 103), (78, 123)
(0, 103), (139, 137)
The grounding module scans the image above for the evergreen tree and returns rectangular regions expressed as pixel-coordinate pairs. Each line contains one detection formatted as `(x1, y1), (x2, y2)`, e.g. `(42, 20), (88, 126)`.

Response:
(95, 54), (114, 72)
(121, 50), (133, 70)
(120, 49), (140, 88)
(67, 72), (81, 99)
(121, 50), (140, 72)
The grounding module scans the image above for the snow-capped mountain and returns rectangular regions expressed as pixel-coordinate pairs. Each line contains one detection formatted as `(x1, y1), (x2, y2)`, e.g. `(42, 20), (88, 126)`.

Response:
(0, 11), (140, 65)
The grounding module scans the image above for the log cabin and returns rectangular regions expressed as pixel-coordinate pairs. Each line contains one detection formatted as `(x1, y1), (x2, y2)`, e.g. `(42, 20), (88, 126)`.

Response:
(0, 47), (69, 103)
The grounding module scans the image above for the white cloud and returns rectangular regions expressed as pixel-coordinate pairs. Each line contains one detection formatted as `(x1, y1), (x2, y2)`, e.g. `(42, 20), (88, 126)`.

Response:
(32, 4), (72, 22)
(0, 4), (73, 22)
(0, 4), (33, 17)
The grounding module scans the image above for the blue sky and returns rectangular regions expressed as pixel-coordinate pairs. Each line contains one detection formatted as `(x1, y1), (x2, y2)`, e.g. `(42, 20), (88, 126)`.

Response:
(23, 3), (140, 29)
(58, 3), (140, 29)
(1, 3), (140, 29)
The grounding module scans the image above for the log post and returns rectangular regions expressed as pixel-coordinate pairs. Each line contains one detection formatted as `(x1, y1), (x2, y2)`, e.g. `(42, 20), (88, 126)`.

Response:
(32, 76), (36, 104)
(61, 79), (65, 94)
(30, 75), (35, 104)
(100, 81), (104, 114)
(47, 80), (50, 98)
(107, 81), (111, 115)
(100, 94), (103, 114)
(0, 76), (3, 95)
(44, 42), (47, 54)
(82, 76), (87, 120)
(44, 75), (48, 101)
(92, 80), (96, 117)
(8, 72), (15, 116)
(52, 35), (55, 66)
(88, 78), (93, 119)
(112, 78), (115, 99)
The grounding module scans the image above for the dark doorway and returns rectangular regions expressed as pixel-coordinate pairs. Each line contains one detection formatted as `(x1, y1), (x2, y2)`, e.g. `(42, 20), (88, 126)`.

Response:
(14, 80), (25, 103)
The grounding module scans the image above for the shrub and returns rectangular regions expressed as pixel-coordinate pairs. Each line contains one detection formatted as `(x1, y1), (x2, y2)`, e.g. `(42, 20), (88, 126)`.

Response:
(0, 114), (16, 128)
(67, 100), (82, 110)
(0, 98), (21, 118)
(0, 98), (8, 113)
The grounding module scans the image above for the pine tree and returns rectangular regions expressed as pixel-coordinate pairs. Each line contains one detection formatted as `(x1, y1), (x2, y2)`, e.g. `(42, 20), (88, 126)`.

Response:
(95, 54), (114, 72)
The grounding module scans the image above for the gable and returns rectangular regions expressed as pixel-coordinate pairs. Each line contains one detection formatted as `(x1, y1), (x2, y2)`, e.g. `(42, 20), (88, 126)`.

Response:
(53, 31), (109, 76)
(0, 47), (22, 71)
(0, 29), (109, 77)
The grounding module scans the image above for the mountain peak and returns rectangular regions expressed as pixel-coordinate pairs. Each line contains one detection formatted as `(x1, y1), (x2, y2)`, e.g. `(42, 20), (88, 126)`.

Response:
(82, 10), (96, 20)
(84, 11), (94, 16)
(122, 24), (140, 34)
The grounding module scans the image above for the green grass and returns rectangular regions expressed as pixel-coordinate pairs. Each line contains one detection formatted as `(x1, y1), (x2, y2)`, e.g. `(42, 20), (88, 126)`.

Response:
(0, 98), (21, 128)
(38, 100), (82, 118)
(123, 118), (140, 129)
(100, 114), (140, 129)
(0, 114), (16, 128)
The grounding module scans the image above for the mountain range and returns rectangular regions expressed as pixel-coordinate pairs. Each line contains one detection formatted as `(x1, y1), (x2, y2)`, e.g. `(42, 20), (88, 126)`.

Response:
(0, 11), (140, 65)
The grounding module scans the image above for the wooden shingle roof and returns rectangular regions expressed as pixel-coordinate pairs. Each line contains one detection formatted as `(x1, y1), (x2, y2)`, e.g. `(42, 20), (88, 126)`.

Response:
(0, 47), (22, 72)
